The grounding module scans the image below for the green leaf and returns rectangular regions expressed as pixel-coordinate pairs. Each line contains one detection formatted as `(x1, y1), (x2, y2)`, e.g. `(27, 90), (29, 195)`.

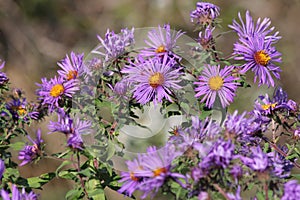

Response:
(55, 160), (73, 176)
(27, 172), (55, 189)
(106, 140), (115, 161)
(10, 141), (25, 151)
(58, 170), (77, 180)
(256, 192), (265, 200)
(65, 188), (84, 200)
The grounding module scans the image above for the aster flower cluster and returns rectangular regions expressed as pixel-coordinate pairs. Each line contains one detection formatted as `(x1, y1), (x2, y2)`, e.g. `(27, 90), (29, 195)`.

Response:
(0, 1), (300, 200)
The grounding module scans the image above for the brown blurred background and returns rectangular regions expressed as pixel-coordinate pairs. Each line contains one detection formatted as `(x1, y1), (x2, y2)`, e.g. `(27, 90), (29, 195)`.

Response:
(0, 0), (299, 199)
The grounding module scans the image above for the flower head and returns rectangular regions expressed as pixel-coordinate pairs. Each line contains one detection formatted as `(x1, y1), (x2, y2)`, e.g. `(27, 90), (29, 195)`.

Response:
(0, 61), (8, 86)
(281, 180), (300, 200)
(224, 110), (261, 141)
(36, 76), (79, 112)
(118, 156), (144, 197)
(198, 26), (215, 50)
(140, 24), (184, 58)
(93, 28), (134, 63)
(268, 148), (293, 178)
(233, 35), (282, 87)
(48, 110), (92, 150)
(229, 10), (281, 42)
(194, 65), (239, 108)
(201, 139), (235, 169)
(5, 98), (39, 121)
(240, 146), (269, 172)
(18, 129), (43, 166)
(190, 2), (220, 25)
(1, 184), (38, 200)
(119, 145), (184, 199)
(122, 55), (182, 105)
(57, 52), (85, 81)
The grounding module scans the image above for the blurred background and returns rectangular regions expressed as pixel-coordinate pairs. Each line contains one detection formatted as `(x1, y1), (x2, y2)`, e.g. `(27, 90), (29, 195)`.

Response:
(0, 0), (299, 199)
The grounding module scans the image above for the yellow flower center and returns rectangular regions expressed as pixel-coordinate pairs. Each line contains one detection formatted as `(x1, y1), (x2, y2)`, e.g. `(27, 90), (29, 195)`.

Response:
(149, 72), (164, 88)
(254, 50), (271, 66)
(153, 167), (167, 177)
(130, 172), (139, 181)
(66, 70), (78, 80)
(155, 45), (167, 53)
(50, 84), (65, 97)
(17, 106), (27, 116)
(261, 102), (277, 110)
(208, 76), (224, 91)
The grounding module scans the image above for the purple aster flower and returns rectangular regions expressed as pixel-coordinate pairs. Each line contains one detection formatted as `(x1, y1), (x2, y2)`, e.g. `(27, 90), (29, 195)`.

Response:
(36, 76), (79, 112)
(202, 139), (235, 169)
(119, 145), (185, 199)
(5, 98), (39, 121)
(1, 184), (38, 200)
(48, 109), (92, 150)
(233, 35), (282, 87)
(229, 10), (281, 42)
(240, 146), (269, 172)
(168, 117), (221, 154)
(122, 55), (183, 105)
(190, 2), (220, 25)
(197, 26), (215, 50)
(140, 24), (184, 58)
(118, 156), (144, 197)
(93, 28), (134, 63)
(0, 159), (4, 179)
(268, 149), (293, 178)
(138, 146), (185, 199)
(273, 87), (298, 111)
(0, 61), (9, 85)
(57, 52), (85, 81)
(224, 110), (261, 140)
(230, 164), (243, 181)
(281, 180), (300, 200)
(18, 129), (43, 166)
(194, 65), (239, 108)
(198, 191), (209, 200)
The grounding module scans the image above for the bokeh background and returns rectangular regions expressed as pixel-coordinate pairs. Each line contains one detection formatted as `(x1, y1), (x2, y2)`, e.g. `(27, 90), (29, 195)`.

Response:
(0, 0), (299, 199)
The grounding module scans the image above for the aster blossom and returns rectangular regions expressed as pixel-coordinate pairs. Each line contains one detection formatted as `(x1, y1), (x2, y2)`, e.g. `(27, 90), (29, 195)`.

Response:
(18, 129), (43, 166)
(5, 97), (39, 121)
(1, 184), (38, 200)
(197, 26), (215, 50)
(240, 146), (269, 172)
(233, 34), (282, 87)
(48, 109), (92, 150)
(36, 76), (79, 111)
(281, 180), (300, 200)
(194, 65), (239, 108)
(190, 2), (220, 25)
(57, 52), (85, 81)
(140, 24), (184, 58)
(118, 145), (185, 199)
(122, 55), (183, 105)
(224, 110), (261, 141)
(0, 61), (8, 85)
(93, 28), (134, 63)
(229, 10), (281, 42)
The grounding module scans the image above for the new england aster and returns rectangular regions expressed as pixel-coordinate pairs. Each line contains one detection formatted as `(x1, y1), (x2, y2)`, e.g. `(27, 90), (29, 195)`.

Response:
(194, 65), (239, 108)
(140, 24), (184, 58)
(122, 55), (183, 105)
